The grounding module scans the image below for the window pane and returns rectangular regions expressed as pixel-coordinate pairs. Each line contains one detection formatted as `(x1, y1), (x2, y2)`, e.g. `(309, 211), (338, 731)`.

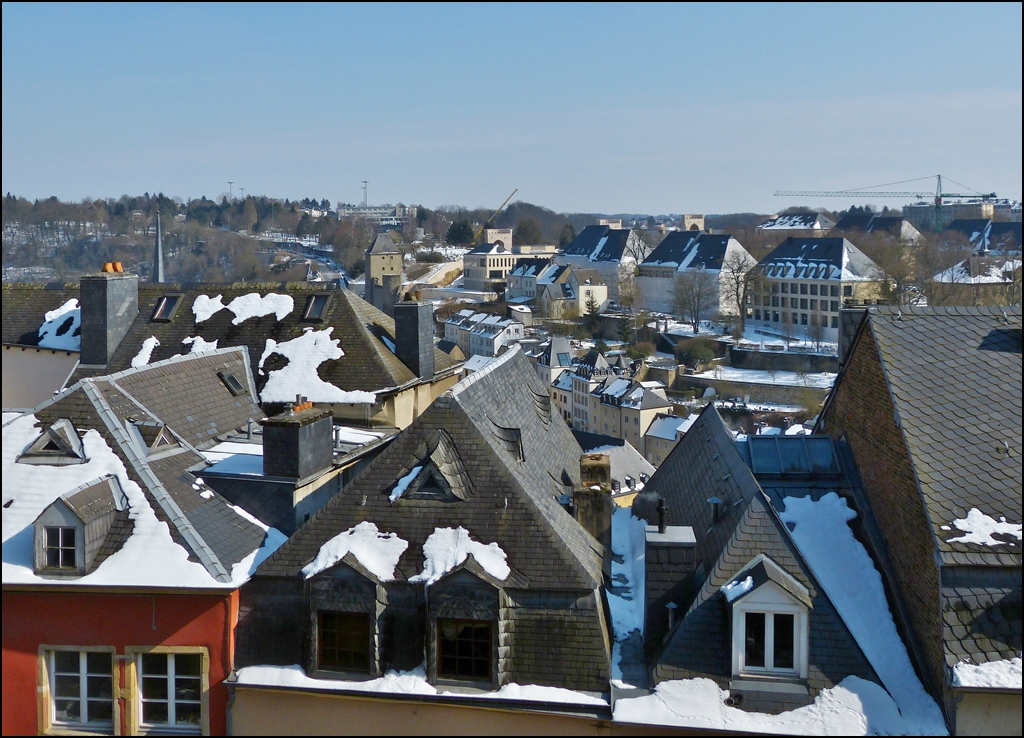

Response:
(61, 527), (76, 547)
(47, 527), (61, 548)
(46, 548), (61, 567)
(438, 619), (491, 680)
(142, 653), (168, 675)
(745, 612), (766, 667)
(87, 675), (112, 699)
(86, 652), (111, 675)
(54, 699), (81, 722)
(175, 677), (201, 702)
(143, 701), (168, 725)
(88, 699), (113, 723)
(176, 702), (202, 726)
(774, 614), (795, 669)
(142, 676), (168, 700)
(175, 653), (201, 677)
(55, 674), (81, 698)
(54, 651), (79, 674)
(319, 612), (370, 672)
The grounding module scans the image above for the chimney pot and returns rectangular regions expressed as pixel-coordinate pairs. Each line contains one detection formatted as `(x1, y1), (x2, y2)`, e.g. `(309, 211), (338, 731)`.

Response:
(657, 496), (667, 533)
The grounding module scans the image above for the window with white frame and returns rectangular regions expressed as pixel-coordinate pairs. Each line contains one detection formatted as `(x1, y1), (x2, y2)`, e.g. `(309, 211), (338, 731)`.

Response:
(730, 581), (808, 679)
(47, 650), (114, 729)
(137, 652), (203, 731)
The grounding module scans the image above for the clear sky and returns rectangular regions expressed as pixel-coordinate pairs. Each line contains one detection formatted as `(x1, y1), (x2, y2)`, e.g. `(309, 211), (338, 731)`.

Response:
(2, 2), (1021, 214)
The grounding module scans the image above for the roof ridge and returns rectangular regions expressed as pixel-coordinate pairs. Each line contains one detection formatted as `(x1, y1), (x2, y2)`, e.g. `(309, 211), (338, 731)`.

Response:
(448, 343), (522, 397)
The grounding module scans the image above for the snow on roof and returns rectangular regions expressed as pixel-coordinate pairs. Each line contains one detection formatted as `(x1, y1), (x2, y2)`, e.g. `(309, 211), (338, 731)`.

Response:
(258, 327), (376, 404)
(2, 414), (277, 588)
(203, 454), (264, 476)
(951, 657), (1022, 689)
(602, 378), (633, 398)
(235, 664), (608, 705)
(613, 675), (910, 734)
(408, 526), (510, 585)
(37, 299), (81, 351)
(646, 414), (698, 441)
(778, 493), (947, 734)
(130, 336), (160, 368)
(720, 575), (753, 602)
(607, 508), (646, 681)
(192, 292), (295, 324)
(389, 466), (423, 503)
(942, 508), (1022, 547)
(181, 335), (219, 354)
(933, 259), (1021, 284)
(552, 371), (575, 391)
(301, 521), (409, 581)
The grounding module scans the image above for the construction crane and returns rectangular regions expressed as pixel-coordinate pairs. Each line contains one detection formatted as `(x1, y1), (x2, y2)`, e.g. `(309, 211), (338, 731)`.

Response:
(473, 188), (519, 244)
(775, 175), (996, 231)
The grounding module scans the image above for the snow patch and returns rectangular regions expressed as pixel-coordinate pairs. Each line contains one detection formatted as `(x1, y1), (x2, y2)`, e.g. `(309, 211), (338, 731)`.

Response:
(410, 527), (510, 585)
(389, 466), (422, 503)
(224, 293), (294, 324)
(182, 336), (219, 354)
(946, 508), (1022, 547)
(778, 493), (947, 734)
(37, 299), (81, 351)
(130, 336), (160, 368)
(952, 657), (1022, 689)
(614, 675), (909, 735)
(721, 575), (753, 602)
(192, 294), (226, 323)
(301, 522), (408, 581)
(258, 328), (376, 405)
(607, 508), (646, 680)
(228, 504), (288, 582)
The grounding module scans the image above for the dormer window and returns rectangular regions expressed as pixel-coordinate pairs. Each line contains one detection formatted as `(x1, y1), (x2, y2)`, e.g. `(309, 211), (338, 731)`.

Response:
(302, 293), (331, 322)
(218, 371), (246, 397)
(724, 555), (810, 681)
(18, 419), (87, 466)
(152, 294), (183, 322)
(45, 527), (77, 569)
(128, 420), (180, 458)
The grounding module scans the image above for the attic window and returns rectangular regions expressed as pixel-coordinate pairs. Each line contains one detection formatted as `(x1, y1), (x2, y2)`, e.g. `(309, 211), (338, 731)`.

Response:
(218, 371), (247, 397)
(18, 419), (87, 465)
(45, 527), (77, 569)
(302, 294), (331, 322)
(130, 421), (180, 456)
(151, 294), (183, 322)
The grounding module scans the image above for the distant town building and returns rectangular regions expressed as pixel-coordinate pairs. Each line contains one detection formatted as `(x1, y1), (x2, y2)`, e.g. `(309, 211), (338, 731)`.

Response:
(749, 237), (883, 342)
(556, 225), (647, 301)
(636, 232), (755, 315)
(944, 219), (1021, 254)
(363, 232), (403, 316)
(536, 264), (608, 318)
(757, 212), (836, 233)
(443, 310), (524, 358)
(902, 199), (995, 232)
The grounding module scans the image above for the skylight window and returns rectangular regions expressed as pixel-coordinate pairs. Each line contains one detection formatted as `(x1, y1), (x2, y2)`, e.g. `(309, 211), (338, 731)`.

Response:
(302, 294), (331, 322)
(218, 371), (247, 397)
(151, 294), (183, 322)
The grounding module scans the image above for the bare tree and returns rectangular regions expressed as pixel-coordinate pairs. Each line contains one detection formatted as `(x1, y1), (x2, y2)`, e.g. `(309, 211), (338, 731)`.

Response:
(674, 270), (717, 334)
(807, 317), (826, 353)
(624, 229), (659, 265)
(852, 230), (919, 306)
(719, 249), (758, 327)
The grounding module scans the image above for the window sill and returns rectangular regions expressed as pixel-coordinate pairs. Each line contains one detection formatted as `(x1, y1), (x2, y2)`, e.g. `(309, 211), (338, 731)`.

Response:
(730, 676), (808, 695)
(45, 724), (114, 737)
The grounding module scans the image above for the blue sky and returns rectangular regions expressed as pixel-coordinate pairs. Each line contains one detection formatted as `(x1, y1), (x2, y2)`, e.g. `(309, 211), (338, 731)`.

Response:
(3, 3), (1021, 214)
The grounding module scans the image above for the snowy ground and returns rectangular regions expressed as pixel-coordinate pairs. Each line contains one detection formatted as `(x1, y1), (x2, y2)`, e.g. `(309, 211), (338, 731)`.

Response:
(662, 319), (838, 356)
(694, 365), (836, 389)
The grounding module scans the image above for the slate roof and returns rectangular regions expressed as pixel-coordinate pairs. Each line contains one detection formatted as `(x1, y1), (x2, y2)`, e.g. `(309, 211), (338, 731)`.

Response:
(1, 282), (80, 347)
(640, 232), (734, 271)
(946, 220), (1022, 253)
(758, 237), (881, 282)
(0, 281), (460, 393)
(757, 213), (836, 231)
(572, 430), (655, 492)
(367, 232), (400, 254)
(635, 404), (763, 579)
(6, 351), (271, 586)
(941, 566), (1021, 669)
(560, 225), (633, 263)
(509, 258), (553, 278)
(855, 306), (1022, 568)
(256, 346), (604, 591)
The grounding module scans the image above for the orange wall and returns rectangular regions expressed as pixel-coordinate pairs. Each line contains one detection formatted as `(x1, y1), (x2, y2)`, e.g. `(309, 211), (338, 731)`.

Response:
(2, 589), (238, 736)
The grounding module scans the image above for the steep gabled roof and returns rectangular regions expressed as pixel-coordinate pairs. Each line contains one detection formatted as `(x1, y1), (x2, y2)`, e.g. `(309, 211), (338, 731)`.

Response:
(853, 306), (1021, 567)
(256, 346), (604, 591)
(368, 232), (400, 254)
(641, 232), (734, 271)
(637, 404), (762, 579)
(561, 225), (633, 262)
(509, 258), (553, 278)
(3, 353), (277, 588)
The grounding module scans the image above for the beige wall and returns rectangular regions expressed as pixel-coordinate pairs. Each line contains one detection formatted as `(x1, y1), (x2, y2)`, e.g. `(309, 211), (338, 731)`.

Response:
(954, 690), (1022, 736)
(230, 686), (692, 736)
(2, 345), (79, 410)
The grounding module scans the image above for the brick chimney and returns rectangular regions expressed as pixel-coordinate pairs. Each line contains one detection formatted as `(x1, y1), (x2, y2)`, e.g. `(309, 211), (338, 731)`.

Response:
(261, 402), (333, 481)
(394, 301), (435, 380)
(80, 272), (139, 366)
(574, 453), (613, 552)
